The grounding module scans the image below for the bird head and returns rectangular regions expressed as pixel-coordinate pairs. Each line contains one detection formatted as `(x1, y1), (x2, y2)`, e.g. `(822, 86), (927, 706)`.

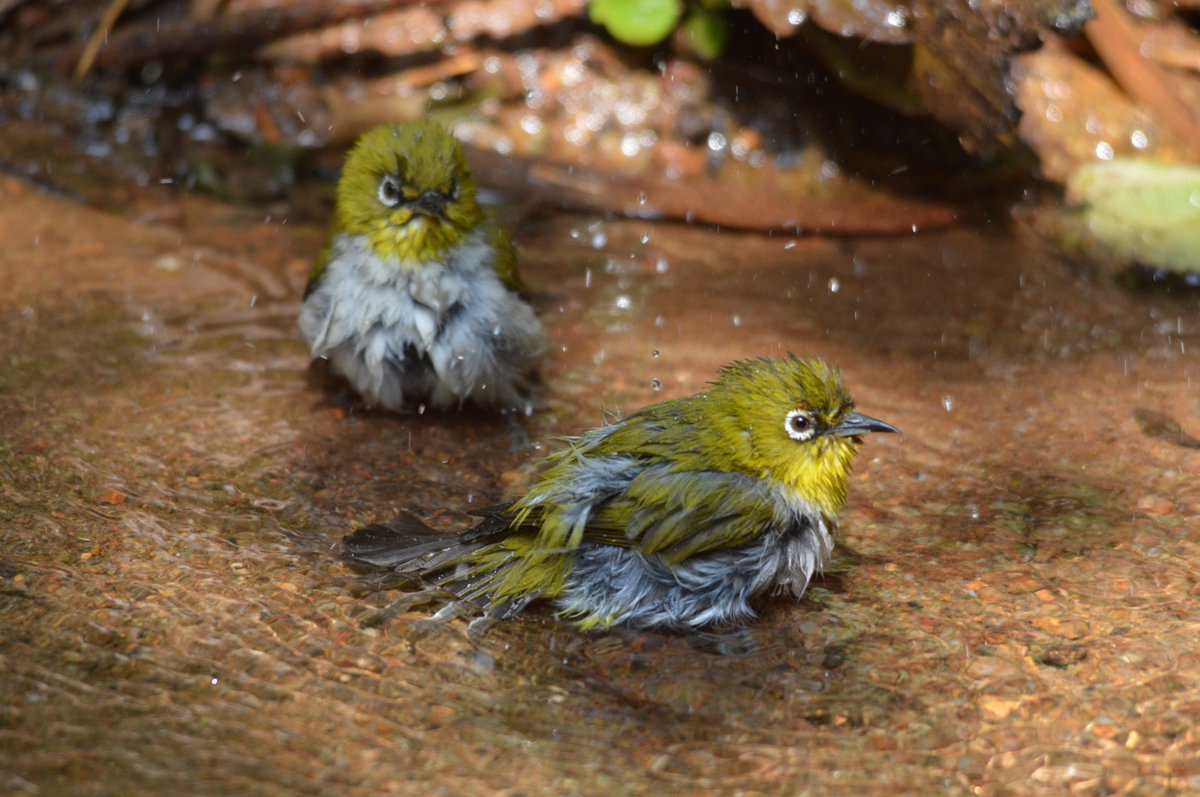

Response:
(333, 122), (483, 266)
(702, 356), (898, 516)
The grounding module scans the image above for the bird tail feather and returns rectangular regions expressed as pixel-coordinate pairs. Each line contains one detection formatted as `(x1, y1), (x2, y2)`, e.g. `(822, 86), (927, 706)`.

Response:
(343, 505), (549, 622)
(344, 512), (482, 573)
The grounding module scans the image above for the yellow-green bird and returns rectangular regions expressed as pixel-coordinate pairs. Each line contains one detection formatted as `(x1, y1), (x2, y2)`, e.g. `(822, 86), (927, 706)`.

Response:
(299, 122), (546, 413)
(345, 356), (898, 630)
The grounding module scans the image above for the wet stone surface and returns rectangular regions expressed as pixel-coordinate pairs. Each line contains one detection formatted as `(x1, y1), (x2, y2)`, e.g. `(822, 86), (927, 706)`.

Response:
(2, 176), (1200, 795)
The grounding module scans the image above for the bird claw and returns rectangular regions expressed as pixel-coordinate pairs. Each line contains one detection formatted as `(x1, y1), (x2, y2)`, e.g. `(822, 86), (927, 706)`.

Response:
(359, 591), (441, 628)
(406, 599), (478, 642)
(466, 614), (500, 639)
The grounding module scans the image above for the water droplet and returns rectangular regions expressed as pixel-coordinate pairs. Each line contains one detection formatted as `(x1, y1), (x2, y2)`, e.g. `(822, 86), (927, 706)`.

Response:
(732, 314), (742, 326)
(650, 379), (662, 391)
(652, 349), (660, 357)
(614, 295), (632, 311)
(828, 277), (840, 293)
(637, 191), (648, 206)
(641, 233), (650, 244)
(1130, 129), (1148, 150)
(707, 132), (727, 153)
(1095, 141), (1114, 160)
(584, 268), (592, 288)
(655, 257), (669, 273)
(520, 115), (543, 135)
(591, 231), (607, 249)
(942, 395), (954, 412)
(786, 8), (806, 26)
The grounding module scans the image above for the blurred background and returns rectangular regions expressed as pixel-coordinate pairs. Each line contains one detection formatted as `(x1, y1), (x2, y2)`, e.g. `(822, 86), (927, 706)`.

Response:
(1, 0), (1197, 267)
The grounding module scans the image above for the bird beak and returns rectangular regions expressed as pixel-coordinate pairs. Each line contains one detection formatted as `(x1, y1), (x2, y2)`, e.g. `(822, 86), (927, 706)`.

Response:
(829, 412), (900, 437)
(410, 190), (449, 218)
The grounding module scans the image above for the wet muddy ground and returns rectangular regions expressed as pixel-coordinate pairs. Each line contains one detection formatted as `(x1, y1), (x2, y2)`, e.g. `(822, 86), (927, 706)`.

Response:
(2, 173), (1199, 795)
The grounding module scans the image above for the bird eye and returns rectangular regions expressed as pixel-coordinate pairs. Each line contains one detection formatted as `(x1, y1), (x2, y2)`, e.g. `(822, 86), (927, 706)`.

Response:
(784, 409), (816, 441)
(377, 175), (402, 207)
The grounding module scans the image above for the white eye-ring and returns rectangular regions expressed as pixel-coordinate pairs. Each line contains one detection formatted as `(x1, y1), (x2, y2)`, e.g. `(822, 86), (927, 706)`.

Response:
(377, 175), (402, 207)
(784, 409), (816, 441)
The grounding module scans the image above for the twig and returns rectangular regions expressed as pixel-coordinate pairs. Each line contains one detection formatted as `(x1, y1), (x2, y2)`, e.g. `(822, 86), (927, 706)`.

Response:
(1086, 0), (1200, 157)
(74, 0), (132, 79)
(78, 0), (450, 69)
(465, 146), (964, 235)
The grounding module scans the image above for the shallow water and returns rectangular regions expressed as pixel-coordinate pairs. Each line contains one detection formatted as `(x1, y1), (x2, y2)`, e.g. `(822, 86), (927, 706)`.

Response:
(2, 176), (1199, 795)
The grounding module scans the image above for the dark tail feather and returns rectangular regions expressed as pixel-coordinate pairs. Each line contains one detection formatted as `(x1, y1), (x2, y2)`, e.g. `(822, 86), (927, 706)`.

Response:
(343, 507), (513, 577)
(344, 512), (449, 568)
(343, 506), (531, 628)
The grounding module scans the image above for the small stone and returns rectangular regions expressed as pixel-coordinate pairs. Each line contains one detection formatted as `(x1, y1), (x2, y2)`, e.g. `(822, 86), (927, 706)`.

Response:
(1137, 495), (1174, 515)
(868, 732), (898, 751)
(97, 490), (127, 506)
(1005, 573), (1041, 593)
(499, 469), (525, 487)
(978, 695), (1020, 720)
(1032, 616), (1089, 640)
(154, 254), (185, 272)
(1088, 718), (1120, 739)
(428, 705), (455, 726)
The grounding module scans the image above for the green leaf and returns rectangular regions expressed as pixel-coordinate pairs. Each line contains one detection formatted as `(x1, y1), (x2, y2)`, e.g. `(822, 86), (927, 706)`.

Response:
(1067, 159), (1200, 275)
(682, 9), (727, 59)
(589, 0), (682, 47)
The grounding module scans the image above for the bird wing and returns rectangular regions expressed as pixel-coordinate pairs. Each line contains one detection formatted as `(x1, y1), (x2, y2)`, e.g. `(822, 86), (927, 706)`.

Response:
(303, 239), (334, 299)
(486, 219), (523, 292)
(585, 466), (778, 564)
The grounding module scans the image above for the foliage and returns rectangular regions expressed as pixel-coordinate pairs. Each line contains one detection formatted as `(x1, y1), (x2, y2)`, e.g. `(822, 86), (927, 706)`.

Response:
(589, 0), (683, 47)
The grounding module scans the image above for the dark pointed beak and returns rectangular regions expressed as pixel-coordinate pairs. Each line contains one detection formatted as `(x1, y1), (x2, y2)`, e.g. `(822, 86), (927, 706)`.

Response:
(409, 190), (449, 218)
(829, 411), (900, 437)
